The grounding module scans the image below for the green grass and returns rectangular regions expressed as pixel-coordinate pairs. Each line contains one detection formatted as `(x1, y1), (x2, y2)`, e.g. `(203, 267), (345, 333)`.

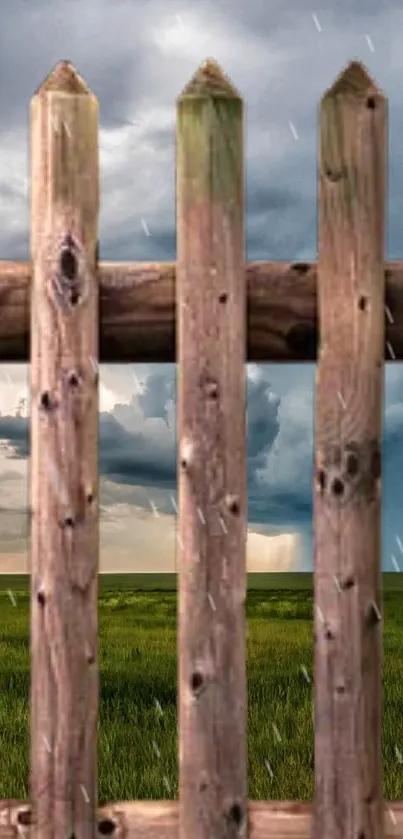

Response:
(1, 575), (403, 800)
(2, 571), (403, 592)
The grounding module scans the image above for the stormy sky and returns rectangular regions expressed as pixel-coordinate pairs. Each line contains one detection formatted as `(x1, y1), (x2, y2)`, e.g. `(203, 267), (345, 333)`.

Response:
(0, 0), (402, 572)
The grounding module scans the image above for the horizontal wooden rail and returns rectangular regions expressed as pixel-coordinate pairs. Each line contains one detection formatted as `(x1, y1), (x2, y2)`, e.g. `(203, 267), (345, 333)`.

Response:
(0, 260), (403, 363)
(0, 801), (402, 838)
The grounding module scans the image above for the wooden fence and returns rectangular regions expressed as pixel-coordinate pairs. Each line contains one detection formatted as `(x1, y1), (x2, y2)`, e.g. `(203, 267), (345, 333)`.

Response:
(0, 55), (401, 839)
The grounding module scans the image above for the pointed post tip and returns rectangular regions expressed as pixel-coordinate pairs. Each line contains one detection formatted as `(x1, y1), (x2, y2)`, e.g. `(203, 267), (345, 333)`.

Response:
(178, 58), (241, 101)
(322, 59), (384, 101)
(34, 61), (93, 96)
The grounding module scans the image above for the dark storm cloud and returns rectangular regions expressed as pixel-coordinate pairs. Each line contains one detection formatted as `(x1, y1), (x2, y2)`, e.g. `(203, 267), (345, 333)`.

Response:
(0, 418), (30, 457)
(0, 371), (282, 514)
(246, 374), (280, 470)
(248, 482), (312, 528)
(0, 412), (176, 487)
(100, 413), (175, 486)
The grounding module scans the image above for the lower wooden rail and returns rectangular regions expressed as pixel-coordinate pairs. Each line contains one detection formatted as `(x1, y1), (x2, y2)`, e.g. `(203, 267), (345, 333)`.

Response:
(0, 801), (402, 838)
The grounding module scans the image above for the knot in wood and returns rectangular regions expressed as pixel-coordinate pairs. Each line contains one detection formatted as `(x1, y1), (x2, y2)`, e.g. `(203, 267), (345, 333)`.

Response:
(85, 641), (96, 664)
(52, 232), (85, 309)
(67, 370), (80, 389)
(205, 379), (219, 399)
(316, 440), (381, 504)
(86, 488), (95, 504)
(180, 438), (193, 470)
(61, 242), (77, 282)
(190, 670), (205, 696)
(323, 163), (347, 183)
(226, 802), (244, 828)
(340, 574), (355, 590)
(324, 624), (335, 640)
(199, 371), (219, 400)
(291, 262), (310, 275)
(37, 588), (46, 607)
(98, 819), (116, 835)
(17, 809), (32, 826)
(40, 391), (56, 412)
(225, 494), (240, 515)
(199, 772), (209, 792)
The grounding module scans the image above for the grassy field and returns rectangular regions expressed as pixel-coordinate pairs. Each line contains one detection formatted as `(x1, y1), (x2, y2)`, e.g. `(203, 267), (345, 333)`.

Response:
(2, 571), (403, 592)
(1, 573), (403, 801)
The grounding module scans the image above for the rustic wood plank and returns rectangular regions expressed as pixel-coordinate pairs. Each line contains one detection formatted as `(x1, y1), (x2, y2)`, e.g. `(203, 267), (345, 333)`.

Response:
(176, 59), (247, 839)
(313, 61), (386, 839)
(1, 801), (403, 839)
(0, 258), (402, 362)
(30, 61), (99, 839)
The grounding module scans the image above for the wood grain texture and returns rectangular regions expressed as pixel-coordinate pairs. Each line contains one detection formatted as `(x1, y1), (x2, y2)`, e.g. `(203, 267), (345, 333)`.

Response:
(1, 258), (403, 362)
(313, 61), (386, 839)
(176, 59), (247, 839)
(29, 61), (99, 839)
(1, 801), (403, 839)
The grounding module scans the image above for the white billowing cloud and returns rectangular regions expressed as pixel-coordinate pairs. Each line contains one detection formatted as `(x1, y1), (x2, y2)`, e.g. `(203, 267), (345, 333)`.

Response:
(247, 529), (302, 573)
(101, 506), (303, 574)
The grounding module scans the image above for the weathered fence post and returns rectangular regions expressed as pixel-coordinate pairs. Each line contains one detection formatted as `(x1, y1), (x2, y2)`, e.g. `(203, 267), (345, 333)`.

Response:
(30, 61), (99, 839)
(176, 59), (247, 839)
(313, 61), (387, 839)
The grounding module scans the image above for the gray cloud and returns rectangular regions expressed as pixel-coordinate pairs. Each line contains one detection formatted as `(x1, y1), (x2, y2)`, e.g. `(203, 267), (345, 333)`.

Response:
(0, 0), (402, 570)
(1, 0), (402, 263)
(0, 371), (280, 509)
(0, 361), (402, 570)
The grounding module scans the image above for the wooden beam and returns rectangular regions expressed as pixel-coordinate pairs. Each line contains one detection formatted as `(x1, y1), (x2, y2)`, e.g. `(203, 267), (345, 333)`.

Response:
(29, 61), (99, 839)
(1, 801), (403, 838)
(176, 59), (247, 839)
(1, 259), (403, 363)
(313, 61), (386, 839)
